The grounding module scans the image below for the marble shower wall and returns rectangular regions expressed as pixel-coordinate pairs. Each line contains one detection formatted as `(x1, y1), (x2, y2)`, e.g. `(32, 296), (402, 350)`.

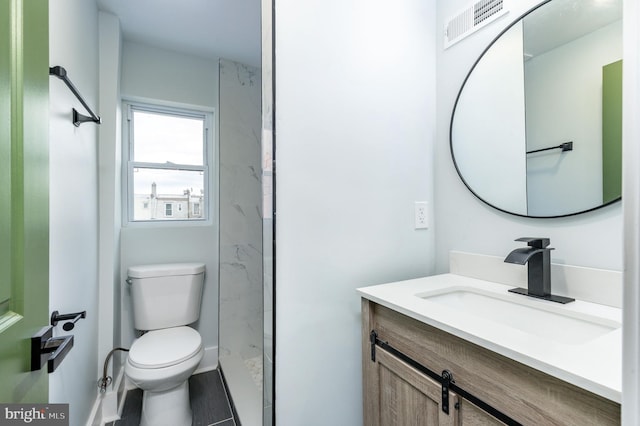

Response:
(219, 59), (263, 361)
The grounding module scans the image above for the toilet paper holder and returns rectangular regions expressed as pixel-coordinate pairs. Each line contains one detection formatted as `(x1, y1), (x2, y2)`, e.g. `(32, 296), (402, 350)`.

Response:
(51, 310), (86, 331)
(31, 326), (74, 373)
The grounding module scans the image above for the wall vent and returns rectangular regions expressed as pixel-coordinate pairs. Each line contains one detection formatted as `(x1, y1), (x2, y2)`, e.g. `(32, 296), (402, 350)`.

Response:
(444, 0), (509, 49)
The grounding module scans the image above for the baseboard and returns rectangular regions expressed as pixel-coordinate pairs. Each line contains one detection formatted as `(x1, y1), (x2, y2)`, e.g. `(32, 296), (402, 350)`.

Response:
(87, 394), (102, 426)
(194, 345), (218, 375)
(85, 367), (127, 426)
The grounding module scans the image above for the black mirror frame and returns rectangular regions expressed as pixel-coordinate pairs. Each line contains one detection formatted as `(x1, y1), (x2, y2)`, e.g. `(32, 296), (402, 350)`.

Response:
(449, 0), (622, 219)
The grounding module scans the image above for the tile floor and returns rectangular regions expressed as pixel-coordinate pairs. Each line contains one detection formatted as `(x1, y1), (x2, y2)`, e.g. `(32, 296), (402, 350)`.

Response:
(107, 369), (238, 426)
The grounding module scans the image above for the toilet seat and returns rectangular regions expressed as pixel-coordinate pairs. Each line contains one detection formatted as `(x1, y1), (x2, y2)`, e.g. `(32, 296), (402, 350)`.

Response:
(129, 326), (202, 369)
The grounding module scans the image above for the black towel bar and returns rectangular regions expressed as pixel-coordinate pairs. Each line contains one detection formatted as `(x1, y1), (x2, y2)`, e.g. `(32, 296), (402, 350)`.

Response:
(526, 141), (573, 155)
(49, 65), (101, 127)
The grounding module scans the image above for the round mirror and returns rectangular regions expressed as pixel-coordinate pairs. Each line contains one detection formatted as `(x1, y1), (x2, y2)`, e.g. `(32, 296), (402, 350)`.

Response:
(450, 0), (622, 218)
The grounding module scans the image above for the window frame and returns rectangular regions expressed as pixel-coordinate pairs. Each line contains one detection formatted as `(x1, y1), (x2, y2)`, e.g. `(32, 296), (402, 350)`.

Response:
(123, 101), (214, 226)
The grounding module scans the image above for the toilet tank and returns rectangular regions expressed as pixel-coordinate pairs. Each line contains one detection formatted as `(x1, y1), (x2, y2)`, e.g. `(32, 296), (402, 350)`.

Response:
(127, 263), (205, 331)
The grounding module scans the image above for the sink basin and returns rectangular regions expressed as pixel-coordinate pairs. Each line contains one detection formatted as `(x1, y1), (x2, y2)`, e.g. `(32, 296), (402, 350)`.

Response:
(417, 287), (620, 345)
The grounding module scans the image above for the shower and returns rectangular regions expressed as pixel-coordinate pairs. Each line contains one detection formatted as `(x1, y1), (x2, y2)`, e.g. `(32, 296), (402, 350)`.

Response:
(218, 57), (271, 425)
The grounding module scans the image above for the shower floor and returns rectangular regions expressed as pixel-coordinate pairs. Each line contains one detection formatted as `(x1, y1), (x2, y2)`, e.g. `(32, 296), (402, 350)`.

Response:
(243, 355), (263, 390)
(219, 354), (262, 426)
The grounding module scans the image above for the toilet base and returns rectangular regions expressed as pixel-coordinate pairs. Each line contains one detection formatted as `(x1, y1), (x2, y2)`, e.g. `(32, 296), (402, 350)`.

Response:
(140, 381), (192, 426)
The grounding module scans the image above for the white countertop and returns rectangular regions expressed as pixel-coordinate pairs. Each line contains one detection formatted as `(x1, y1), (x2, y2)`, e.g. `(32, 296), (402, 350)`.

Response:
(357, 273), (622, 403)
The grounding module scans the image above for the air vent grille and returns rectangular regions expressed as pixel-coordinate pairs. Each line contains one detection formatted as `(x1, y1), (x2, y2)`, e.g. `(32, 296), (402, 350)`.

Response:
(475, 0), (504, 25)
(445, 0), (509, 49)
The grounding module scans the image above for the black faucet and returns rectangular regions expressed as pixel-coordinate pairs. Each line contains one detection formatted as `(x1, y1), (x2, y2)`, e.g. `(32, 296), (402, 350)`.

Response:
(504, 237), (574, 304)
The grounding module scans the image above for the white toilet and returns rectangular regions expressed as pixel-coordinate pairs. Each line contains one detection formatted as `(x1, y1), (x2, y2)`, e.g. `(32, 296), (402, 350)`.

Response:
(125, 263), (206, 426)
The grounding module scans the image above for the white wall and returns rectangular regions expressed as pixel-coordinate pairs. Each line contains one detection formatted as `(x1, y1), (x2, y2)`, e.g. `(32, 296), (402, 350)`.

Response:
(118, 42), (220, 366)
(120, 42), (219, 109)
(435, 0), (622, 273)
(96, 10), (122, 418)
(48, 1), (100, 425)
(274, 0), (436, 424)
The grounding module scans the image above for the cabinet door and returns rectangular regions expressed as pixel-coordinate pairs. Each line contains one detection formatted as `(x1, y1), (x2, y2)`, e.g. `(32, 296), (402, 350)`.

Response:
(458, 398), (506, 426)
(365, 347), (458, 426)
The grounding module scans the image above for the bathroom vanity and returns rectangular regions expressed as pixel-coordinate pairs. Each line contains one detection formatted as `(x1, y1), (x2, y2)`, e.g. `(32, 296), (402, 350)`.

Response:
(358, 273), (621, 425)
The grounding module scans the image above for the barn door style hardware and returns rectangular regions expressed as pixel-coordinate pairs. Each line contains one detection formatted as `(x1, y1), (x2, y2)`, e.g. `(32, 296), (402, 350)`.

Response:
(441, 370), (454, 415)
(49, 65), (102, 126)
(369, 329), (523, 425)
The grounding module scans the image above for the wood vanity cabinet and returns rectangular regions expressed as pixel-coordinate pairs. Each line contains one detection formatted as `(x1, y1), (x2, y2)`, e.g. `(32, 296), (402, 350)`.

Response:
(369, 344), (504, 425)
(361, 299), (620, 426)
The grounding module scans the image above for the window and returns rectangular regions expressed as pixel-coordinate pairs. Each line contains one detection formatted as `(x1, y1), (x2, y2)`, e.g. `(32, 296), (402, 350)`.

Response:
(124, 102), (212, 223)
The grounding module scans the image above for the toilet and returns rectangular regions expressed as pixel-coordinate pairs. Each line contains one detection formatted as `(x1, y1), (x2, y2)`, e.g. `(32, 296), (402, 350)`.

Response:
(125, 263), (206, 426)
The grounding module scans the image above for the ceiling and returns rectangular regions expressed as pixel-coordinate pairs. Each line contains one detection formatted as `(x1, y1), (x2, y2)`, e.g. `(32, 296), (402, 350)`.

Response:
(523, 0), (622, 58)
(97, 0), (262, 67)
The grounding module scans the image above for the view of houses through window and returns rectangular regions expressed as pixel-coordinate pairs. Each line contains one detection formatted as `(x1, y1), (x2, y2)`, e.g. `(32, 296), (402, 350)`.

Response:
(132, 172), (205, 220)
(125, 103), (211, 222)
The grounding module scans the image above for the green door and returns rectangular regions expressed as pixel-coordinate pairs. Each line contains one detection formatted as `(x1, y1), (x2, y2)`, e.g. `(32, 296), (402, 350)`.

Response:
(0, 0), (50, 403)
(602, 59), (622, 204)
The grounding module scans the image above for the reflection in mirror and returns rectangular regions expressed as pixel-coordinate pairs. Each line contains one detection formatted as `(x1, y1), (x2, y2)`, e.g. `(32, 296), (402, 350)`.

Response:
(451, 0), (622, 217)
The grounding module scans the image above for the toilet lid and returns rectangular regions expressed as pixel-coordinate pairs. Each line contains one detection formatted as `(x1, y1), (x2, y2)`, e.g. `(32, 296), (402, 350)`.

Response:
(129, 326), (202, 369)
